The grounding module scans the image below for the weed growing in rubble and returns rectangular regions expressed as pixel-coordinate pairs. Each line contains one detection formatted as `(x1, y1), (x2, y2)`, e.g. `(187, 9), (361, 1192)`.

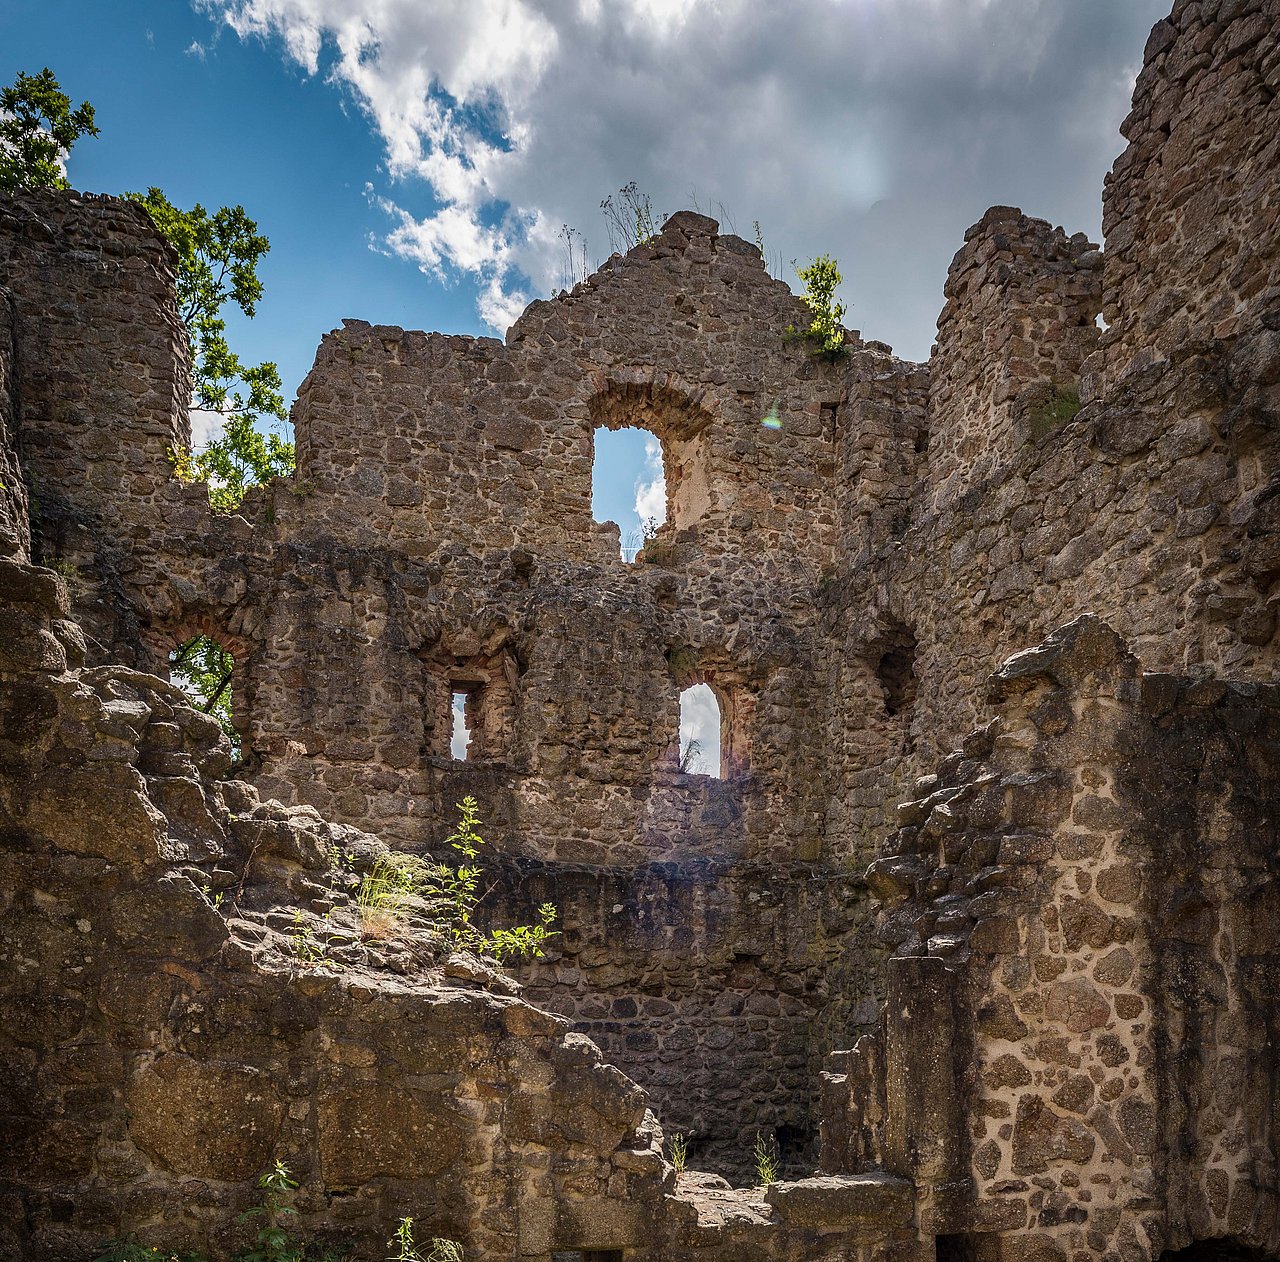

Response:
(388, 1218), (463, 1262)
(351, 797), (558, 961)
(753, 1131), (780, 1186)
(357, 851), (435, 940)
(668, 1131), (689, 1173)
(1028, 383), (1082, 441)
(288, 909), (326, 966)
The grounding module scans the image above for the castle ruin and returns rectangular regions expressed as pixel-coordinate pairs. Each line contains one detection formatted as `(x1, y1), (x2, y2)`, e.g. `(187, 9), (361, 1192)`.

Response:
(3, 0), (1280, 1259)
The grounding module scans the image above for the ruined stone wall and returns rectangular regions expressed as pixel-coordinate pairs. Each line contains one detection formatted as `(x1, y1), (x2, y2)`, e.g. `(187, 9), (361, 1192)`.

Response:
(0, 192), (192, 660)
(0, 542), (930, 1262)
(844, 617), (1280, 1262)
(1101, 0), (1280, 383)
(925, 208), (1102, 514)
(0, 287), (28, 561)
(821, 0), (1280, 856)
(291, 212), (844, 572)
(485, 856), (879, 1176)
(0, 552), (664, 1262)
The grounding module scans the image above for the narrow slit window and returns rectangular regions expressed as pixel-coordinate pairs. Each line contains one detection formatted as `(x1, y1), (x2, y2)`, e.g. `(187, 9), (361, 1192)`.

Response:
(451, 687), (477, 760)
(678, 683), (722, 778)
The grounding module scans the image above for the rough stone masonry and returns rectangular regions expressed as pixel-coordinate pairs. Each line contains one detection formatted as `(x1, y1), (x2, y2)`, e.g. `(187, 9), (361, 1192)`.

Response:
(2, 0), (1280, 1258)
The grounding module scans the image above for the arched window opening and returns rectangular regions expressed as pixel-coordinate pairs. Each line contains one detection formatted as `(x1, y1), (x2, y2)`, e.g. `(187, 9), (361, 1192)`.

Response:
(592, 425), (667, 562)
(875, 626), (918, 717)
(679, 682), (723, 778)
(170, 634), (239, 753)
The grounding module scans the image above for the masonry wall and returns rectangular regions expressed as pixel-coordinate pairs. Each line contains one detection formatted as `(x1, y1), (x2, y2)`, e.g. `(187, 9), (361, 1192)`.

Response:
(0, 286), (28, 560)
(820, 0), (1280, 856)
(0, 192), (193, 660)
(844, 616), (1280, 1262)
(3, 0), (1280, 1236)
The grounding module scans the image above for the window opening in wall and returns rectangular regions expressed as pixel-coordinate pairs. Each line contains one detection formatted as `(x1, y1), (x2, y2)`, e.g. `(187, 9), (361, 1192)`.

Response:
(451, 686), (479, 760)
(592, 425), (666, 562)
(679, 683), (722, 777)
(170, 634), (239, 754)
(876, 627), (918, 717)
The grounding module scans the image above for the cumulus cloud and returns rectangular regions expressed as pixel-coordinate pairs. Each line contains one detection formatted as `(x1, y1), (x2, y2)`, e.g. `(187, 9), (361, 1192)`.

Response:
(189, 408), (227, 449)
(197, 0), (1168, 358)
(633, 435), (666, 527)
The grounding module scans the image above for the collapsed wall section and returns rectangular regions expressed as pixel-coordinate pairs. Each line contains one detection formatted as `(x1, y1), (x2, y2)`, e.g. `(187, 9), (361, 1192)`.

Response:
(839, 616), (1280, 1262)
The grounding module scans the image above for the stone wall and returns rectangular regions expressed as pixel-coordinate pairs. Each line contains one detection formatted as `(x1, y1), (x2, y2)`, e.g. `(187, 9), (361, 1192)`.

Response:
(925, 208), (1102, 515)
(0, 545), (930, 1262)
(0, 286), (28, 560)
(4, 0), (1280, 1256)
(832, 616), (1280, 1262)
(0, 191), (192, 660)
(823, 0), (1280, 851)
(486, 856), (879, 1176)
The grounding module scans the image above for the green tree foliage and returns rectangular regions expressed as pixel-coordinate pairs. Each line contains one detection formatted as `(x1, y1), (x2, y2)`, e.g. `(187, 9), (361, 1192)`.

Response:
(170, 635), (237, 745)
(127, 188), (294, 511)
(0, 67), (97, 192)
(793, 254), (847, 355)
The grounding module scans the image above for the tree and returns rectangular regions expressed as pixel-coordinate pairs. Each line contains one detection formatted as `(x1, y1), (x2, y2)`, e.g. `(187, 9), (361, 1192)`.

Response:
(0, 67), (98, 192)
(169, 635), (237, 744)
(127, 188), (294, 511)
(792, 254), (847, 355)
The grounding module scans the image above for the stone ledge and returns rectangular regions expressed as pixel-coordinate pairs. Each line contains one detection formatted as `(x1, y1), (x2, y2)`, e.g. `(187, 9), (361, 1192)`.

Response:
(764, 1173), (915, 1229)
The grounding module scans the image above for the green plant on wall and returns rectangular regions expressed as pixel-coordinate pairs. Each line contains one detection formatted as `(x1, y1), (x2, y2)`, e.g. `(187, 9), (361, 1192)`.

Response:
(351, 797), (558, 960)
(668, 1131), (689, 1173)
(785, 254), (848, 356)
(1027, 383), (1081, 442)
(601, 180), (660, 254)
(753, 1131), (780, 1185)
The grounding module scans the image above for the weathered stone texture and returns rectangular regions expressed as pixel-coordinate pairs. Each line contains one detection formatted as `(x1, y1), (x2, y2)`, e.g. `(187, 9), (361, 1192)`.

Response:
(4, 1), (1280, 1259)
(844, 614), (1280, 1259)
(0, 287), (28, 560)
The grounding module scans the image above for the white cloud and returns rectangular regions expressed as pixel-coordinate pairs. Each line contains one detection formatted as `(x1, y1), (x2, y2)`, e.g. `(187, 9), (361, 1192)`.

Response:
(633, 435), (666, 527)
(189, 408), (227, 449)
(197, 0), (1169, 356)
(680, 683), (721, 776)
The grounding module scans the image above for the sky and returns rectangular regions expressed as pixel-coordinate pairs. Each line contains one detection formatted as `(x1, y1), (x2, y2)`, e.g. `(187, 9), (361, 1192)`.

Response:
(3, 0), (1169, 763)
(2, 0), (1169, 551)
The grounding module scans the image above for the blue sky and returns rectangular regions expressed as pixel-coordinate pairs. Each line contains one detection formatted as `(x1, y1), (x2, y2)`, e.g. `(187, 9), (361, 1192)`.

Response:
(2, 0), (1170, 548)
